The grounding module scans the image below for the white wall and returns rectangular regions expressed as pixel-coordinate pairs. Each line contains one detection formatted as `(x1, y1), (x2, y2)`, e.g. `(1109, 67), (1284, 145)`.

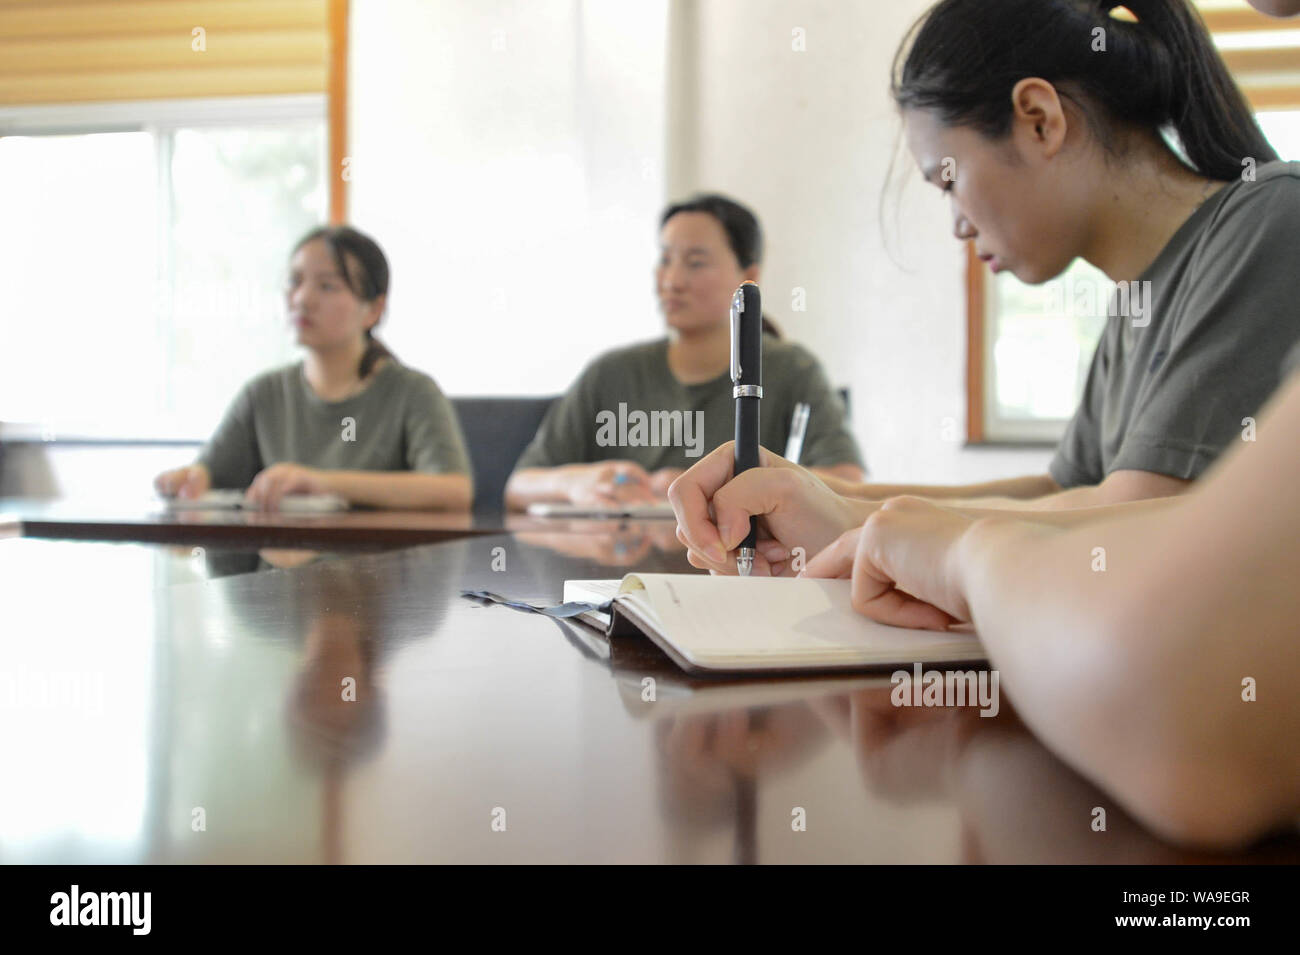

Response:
(347, 0), (1052, 485)
(347, 0), (669, 396)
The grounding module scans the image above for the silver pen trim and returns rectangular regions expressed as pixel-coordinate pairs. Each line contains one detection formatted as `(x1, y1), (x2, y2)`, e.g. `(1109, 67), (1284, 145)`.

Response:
(736, 547), (755, 577)
(729, 287), (744, 382)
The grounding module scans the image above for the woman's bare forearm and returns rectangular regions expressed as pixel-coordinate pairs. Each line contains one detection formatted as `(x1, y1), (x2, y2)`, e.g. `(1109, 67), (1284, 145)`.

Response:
(950, 494), (1182, 527)
(829, 472), (1061, 502)
(810, 463), (865, 484)
(951, 381), (1300, 846)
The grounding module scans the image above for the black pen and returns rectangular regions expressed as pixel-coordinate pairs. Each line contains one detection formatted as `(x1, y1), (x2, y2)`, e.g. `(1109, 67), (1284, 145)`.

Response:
(730, 280), (762, 576)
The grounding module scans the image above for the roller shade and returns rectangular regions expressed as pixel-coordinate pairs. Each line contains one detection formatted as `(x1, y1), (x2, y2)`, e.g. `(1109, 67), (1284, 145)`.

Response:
(1199, 0), (1300, 109)
(0, 0), (328, 105)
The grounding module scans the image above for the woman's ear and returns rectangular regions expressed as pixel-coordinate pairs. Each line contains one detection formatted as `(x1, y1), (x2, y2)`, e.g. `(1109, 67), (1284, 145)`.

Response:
(1010, 77), (1068, 160)
(364, 293), (387, 331)
(742, 264), (761, 284)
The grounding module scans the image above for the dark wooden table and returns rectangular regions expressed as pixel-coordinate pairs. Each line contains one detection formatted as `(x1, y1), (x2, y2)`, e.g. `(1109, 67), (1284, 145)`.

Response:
(2, 531), (1297, 864)
(0, 497), (653, 549)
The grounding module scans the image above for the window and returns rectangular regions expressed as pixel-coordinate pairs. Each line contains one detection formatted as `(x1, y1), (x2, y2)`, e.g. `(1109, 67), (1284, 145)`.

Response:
(0, 97), (327, 440)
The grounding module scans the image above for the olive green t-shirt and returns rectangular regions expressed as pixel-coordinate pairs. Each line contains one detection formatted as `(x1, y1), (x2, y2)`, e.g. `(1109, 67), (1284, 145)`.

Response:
(1050, 161), (1300, 488)
(197, 360), (471, 490)
(515, 335), (865, 472)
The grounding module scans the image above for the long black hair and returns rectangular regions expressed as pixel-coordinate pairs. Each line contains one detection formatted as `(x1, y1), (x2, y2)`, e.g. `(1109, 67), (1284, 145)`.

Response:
(293, 225), (396, 378)
(891, 0), (1277, 181)
(660, 193), (782, 339)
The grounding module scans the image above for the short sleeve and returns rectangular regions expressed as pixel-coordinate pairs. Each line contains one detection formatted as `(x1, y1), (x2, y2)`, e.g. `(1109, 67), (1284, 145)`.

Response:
(196, 382), (263, 490)
(1050, 328), (1112, 489)
(1107, 177), (1300, 481)
(1283, 341), (1300, 380)
(785, 347), (865, 470)
(403, 373), (471, 476)
(513, 361), (602, 469)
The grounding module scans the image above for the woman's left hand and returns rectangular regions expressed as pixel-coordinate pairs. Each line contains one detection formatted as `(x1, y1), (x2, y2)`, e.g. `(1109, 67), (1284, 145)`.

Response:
(801, 496), (977, 631)
(245, 463), (332, 511)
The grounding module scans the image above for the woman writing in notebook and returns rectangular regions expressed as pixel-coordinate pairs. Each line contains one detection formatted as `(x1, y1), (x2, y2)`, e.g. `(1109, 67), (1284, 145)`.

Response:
(670, 0), (1300, 847)
(154, 226), (473, 511)
(504, 194), (865, 511)
(671, 0), (1300, 572)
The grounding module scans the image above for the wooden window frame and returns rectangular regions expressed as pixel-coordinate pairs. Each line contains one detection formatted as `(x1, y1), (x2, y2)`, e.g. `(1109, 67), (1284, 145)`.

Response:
(327, 0), (348, 224)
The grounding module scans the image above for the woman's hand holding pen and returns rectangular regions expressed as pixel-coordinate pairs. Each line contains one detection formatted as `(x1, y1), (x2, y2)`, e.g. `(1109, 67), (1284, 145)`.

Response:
(667, 441), (868, 576)
(670, 444), (1013, 630)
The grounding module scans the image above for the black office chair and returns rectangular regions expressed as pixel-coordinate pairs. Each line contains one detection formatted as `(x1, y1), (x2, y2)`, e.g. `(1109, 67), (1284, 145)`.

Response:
(452, 396), (557, 513)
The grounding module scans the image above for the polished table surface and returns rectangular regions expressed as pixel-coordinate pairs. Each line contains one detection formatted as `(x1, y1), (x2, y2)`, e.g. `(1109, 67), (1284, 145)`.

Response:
(0, 496), (627, 548)
(3, 529), (1298, 864)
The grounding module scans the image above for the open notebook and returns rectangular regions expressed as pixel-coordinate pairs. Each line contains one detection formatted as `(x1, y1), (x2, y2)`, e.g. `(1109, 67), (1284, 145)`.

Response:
(563, 574), (983, 674)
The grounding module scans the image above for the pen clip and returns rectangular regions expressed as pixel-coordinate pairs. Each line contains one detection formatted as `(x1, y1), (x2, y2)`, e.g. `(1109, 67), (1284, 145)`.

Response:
(730, 286), (744, 383)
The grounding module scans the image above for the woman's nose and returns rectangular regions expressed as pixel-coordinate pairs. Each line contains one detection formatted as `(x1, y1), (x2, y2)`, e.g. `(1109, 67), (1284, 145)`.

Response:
(659, 266), (686, 292)
(952, 213), (976, 242)
(949, 194), (976, 241)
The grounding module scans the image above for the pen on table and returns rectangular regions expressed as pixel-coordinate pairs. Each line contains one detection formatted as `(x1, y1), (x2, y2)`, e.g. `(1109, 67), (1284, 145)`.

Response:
(730, 280), (762, 576)
(784, 401), (811, 465)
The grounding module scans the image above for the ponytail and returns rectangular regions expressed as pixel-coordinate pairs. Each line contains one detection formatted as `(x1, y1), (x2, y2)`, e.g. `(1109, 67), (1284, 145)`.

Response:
(359, 330), (394, 379)
(1118, 0), (1277, 178)
(892, 0), (1277, 181)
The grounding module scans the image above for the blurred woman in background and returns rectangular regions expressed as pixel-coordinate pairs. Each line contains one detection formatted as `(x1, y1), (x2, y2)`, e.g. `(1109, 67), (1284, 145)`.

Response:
(155, 225), (472, 510)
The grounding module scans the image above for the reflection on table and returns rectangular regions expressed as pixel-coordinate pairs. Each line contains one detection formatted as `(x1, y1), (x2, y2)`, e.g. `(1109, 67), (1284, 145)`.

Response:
(2, 533), (1295, 863)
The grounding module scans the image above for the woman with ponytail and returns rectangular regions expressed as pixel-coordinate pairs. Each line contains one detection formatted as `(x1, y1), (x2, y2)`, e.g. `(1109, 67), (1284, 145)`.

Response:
(155, 226), (472, 511)
(672, 0), (1300, 576)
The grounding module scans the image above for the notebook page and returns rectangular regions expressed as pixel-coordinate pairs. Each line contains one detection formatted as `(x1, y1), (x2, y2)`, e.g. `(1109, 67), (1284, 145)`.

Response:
(563, 579), (624, 604)
(624, 574), (982, 670)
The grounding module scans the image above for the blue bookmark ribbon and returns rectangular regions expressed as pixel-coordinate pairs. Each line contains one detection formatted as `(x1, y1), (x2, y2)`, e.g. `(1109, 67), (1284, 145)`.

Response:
(461, 589), (611, 619)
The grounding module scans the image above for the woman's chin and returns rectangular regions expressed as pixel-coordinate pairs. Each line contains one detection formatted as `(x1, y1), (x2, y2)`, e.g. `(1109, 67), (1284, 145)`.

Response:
(665, 314), (719, 335)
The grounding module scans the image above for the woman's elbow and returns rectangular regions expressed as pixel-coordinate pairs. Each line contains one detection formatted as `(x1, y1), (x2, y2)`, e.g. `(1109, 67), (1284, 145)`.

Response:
(1120, 762), (1290, 851)
(422, 472), (472, 511)
(1074, 613), (1291, 849)
(447, 473), (474, 511)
